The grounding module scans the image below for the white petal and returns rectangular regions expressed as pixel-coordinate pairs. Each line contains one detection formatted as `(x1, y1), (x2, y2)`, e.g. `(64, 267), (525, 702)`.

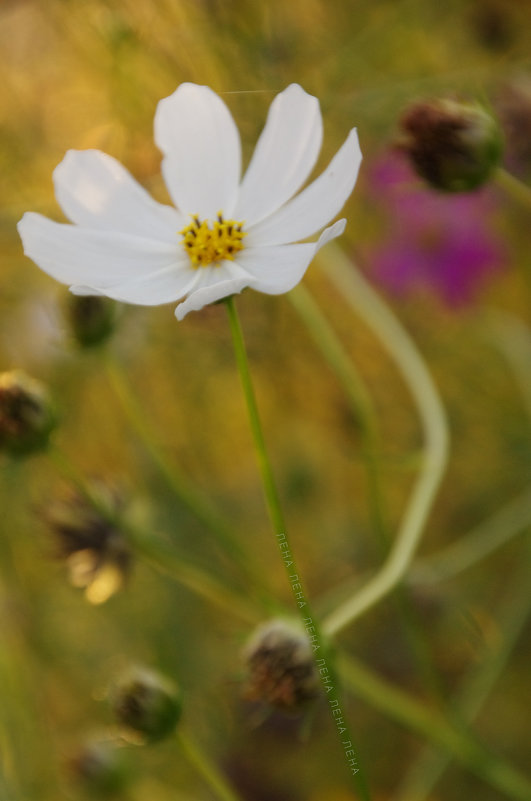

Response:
(76, 264), (200, 306)
(247, 129), (361, 246)
(18, 212), (186, 294)
(235, 221), (345, 295)
(233, 84), (322, 226)
(175, 277), (249, 320)
(54, 149), (182, 240)
(154, 83), (241, 220)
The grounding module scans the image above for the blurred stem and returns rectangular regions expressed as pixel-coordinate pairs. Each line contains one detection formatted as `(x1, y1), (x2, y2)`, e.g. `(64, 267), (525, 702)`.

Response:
(411, 486), (531, 584)
(340, 652), (531, 801)
(288, 284), (387, 544)
(495, 167), (531, 211)
(176, 730), (243, 801)
(102, 352), (263, 588)
(393, 534), (531, 801)
(411, 311), (531, 582)
(47, 444), (261, 625)
(225, 295), (371, 801)
(320, 245), (449, 637)
(126, 525), (261, 625)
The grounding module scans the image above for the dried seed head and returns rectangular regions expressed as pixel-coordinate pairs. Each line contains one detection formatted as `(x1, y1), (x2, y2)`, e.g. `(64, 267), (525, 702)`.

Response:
(0, 370), (56, 456)
(46, 480), (132, 604)
(242, 619), (320, 710)
(66, 294), (117, 348)
(398, 98), (502, 192)
(111, 666), (182, 744)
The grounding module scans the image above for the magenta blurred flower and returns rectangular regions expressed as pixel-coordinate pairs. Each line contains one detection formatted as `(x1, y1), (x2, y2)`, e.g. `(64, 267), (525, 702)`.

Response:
(365, 153), (506, 307)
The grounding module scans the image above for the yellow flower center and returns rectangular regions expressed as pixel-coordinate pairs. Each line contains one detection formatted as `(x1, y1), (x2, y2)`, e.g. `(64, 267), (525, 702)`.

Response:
(179, 213), (246, 268)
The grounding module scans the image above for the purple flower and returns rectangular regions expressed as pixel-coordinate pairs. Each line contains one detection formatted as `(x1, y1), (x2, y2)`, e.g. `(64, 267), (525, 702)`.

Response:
(364, 153), (506, 307)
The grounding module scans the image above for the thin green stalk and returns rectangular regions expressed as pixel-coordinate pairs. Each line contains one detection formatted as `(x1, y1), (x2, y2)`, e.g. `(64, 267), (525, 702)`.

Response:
(176, 730), (243, 801)
(393, 534), (531, 801)
(225, 295), (371, 801)
(340, 652), (531, 801)
(320, 245), (449, 637)
(103, 352), (265, 589)
(48, 444), (262, 625)
(288, 284), (387, 545)
(495, 167), (531, 212)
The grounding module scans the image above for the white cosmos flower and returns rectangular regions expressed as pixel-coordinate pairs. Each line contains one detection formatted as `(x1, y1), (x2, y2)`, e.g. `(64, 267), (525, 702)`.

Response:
(18, 83), (362, 321)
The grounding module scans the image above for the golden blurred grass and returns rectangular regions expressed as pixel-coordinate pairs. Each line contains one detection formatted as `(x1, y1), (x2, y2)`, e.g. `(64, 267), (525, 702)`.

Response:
(1, 1), (531, 799)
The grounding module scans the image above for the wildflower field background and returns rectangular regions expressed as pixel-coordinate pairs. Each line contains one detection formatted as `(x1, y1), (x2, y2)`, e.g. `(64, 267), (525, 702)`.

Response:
(1, 1), (531, 800)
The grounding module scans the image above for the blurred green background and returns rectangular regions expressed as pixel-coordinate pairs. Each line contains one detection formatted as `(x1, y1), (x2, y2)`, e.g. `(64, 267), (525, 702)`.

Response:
(1, 1), (531, 799)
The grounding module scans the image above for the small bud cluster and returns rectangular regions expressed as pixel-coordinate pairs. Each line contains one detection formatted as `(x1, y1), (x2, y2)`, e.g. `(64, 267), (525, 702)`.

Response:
(46, 481), (132, 604)
(242, 619), (320, 710)
(0, 370), (56, 456)
(111, 666), (182, 743)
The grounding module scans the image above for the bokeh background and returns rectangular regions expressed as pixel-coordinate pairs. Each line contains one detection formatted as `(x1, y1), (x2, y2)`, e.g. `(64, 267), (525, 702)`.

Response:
(1, 1), (531, 799)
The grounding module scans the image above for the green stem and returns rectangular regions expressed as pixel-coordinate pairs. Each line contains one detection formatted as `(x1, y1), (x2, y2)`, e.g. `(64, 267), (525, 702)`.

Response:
(224, 298), (285, 538)
(288, 284), (387, 545)
(225, 295), (371, 801)
(320, 245), (449, 637)
(176, 730), (243, 801)
(48, 444), (262, 625)
(340, 653), (531, 801)
(495, 167), (531, 211)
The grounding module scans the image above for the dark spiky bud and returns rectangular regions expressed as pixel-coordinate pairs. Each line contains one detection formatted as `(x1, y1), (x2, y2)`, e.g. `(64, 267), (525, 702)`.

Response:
(242, 619), (319, 710)
(68, 738), (131, 797)
(111, 666), (182, 744)
(46, 480), (132, 604)
(398, 98), (502, 192)
(66, 294), (117, 348)
(0, 370), (56, 456)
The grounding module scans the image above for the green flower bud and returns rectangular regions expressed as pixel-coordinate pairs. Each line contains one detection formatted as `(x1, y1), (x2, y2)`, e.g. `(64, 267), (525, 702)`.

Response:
(242, 619), (319, 710)
(66, 294), (117, 348)
(111, 666), (182, 743)
(69, 738), (131, 797)
(398, 98), (503, 192)
(0, 370), (56, 456)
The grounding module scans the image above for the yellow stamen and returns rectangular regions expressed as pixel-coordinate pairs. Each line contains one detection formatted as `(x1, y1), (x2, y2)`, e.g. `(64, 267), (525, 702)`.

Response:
(179, 213), (246, 268)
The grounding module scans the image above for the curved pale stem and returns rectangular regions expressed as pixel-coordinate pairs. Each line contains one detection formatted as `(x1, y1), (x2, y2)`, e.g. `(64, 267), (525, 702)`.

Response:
(320, 244), (449, 637)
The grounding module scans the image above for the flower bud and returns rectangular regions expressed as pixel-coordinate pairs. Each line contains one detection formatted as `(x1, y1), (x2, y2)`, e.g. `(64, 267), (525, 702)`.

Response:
(398, 98), (502, 192)
(46, 480), (132, 604)
(242, 619), (319, 710)
(65, 294), (117, 348)
(68, 738), (131, 797)
(111, 666), (182, 743)
(0, 370), (56, 456)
